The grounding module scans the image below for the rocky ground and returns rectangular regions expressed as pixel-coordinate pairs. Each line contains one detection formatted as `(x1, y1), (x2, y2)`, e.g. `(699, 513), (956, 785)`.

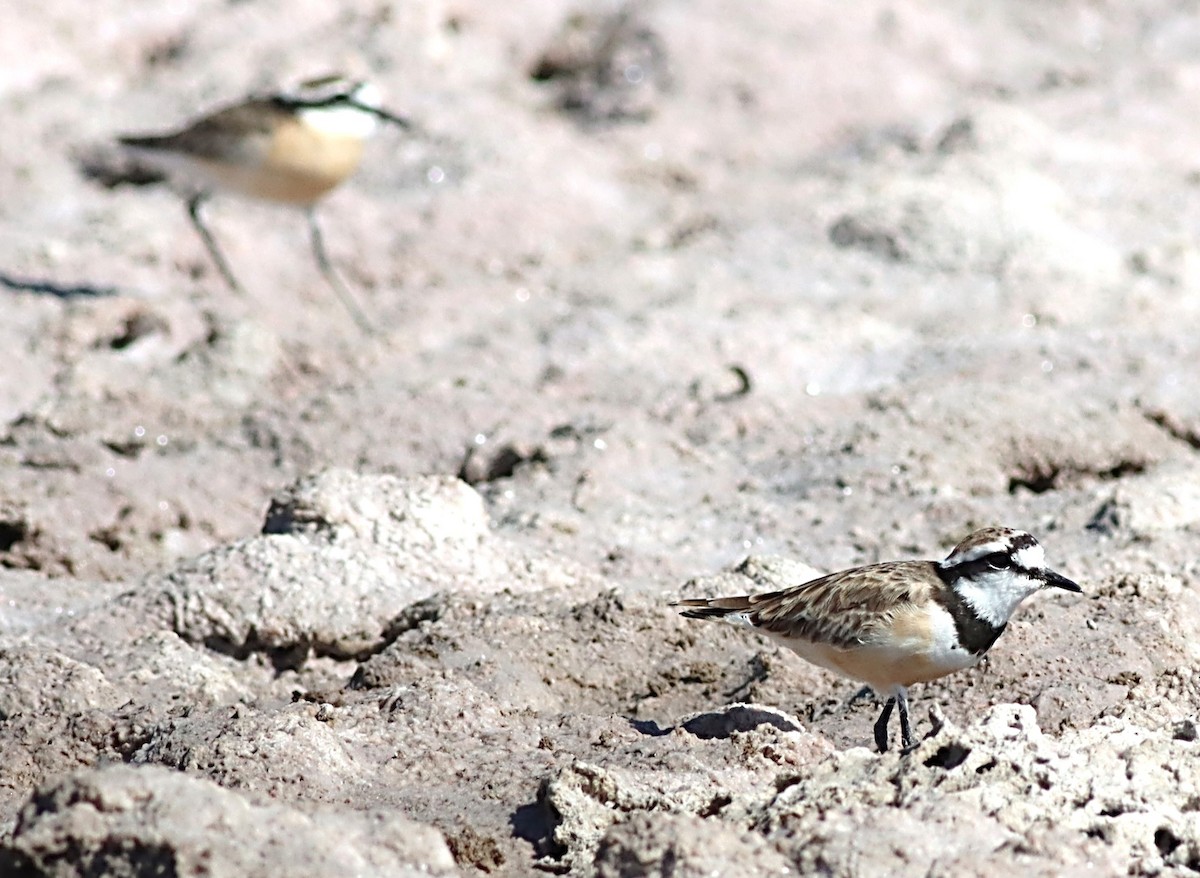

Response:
(2, 1), (1200, 875)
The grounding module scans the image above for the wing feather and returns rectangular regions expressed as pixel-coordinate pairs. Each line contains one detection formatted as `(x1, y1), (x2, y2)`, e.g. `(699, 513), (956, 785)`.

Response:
(674, 560), (934, 648)
(120, 101), (282, 163)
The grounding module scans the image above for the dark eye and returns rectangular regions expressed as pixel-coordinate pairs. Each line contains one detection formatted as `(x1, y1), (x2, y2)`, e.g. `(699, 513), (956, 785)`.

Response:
(986, 553), (1013, 571)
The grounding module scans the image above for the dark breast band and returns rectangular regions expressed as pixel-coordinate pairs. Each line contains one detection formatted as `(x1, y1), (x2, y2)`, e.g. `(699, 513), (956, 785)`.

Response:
(932, 567), (1007, 654)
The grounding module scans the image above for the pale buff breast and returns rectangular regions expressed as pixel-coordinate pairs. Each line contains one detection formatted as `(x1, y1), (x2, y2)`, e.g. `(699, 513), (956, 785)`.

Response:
(195, 119), (366, 205)
(767, 603), (982, 692)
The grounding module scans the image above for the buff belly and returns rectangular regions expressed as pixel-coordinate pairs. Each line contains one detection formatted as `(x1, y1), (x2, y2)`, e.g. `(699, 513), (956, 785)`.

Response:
(767, 603), (982, 692)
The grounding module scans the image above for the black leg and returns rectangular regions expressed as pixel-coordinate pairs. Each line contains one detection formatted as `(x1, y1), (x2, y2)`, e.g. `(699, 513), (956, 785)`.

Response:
(186, 194), (242, 292)
(306, 208), (374, 334)
(874, 697), (895, 752)
(898, 690), (914, 752)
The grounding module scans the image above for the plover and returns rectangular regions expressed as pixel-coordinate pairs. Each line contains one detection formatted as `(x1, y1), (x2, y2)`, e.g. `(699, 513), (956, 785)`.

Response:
(117, 74), (411, 332)
(672, 527), (1081, 752)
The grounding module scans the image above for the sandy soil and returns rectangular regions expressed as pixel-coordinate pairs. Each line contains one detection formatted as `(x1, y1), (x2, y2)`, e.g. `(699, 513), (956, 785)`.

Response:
(2, 1), (1200, 875)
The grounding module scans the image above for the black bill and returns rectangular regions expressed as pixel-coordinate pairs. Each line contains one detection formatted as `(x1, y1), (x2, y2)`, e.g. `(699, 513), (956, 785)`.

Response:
(1043, 568), (1082, 593)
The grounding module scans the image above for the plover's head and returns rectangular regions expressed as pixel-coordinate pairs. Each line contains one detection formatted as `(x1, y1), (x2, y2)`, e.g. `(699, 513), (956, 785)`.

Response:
(278, 74), (411, 138)
(938, 527), (1081, 626)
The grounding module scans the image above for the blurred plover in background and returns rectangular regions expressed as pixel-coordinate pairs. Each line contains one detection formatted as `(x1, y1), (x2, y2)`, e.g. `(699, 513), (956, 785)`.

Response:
(104, 74), (411, 332)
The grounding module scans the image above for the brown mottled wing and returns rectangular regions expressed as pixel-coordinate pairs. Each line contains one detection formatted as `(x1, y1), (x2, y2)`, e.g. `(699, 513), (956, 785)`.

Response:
(119, 100), (284, 163)
(680, 561), (933, 648)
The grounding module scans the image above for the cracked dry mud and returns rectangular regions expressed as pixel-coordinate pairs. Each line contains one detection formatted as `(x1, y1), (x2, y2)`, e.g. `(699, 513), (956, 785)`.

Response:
(3, 2), (1200, 876)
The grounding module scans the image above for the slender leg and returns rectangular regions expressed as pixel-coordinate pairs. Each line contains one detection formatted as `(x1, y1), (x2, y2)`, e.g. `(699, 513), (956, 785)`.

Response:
(186, 194), (242, 292)
(306, 208), (374, 334)
(873, 697), (895, 752)
(897, 689), (915, 753)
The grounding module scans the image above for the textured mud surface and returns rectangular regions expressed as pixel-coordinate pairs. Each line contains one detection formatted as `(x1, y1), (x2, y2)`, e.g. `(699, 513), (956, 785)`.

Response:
(2, 2), (1200, 875)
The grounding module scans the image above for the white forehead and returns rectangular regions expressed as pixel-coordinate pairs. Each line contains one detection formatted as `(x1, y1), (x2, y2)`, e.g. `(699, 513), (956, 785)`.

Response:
(349, 82), (382, 109)
(1014, 543), (1045, 570)
(299, 102), (380, 139)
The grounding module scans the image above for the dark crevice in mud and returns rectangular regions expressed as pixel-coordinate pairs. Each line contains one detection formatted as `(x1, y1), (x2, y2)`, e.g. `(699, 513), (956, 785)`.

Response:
(0, 271), (118, 300)
(200, 634), (314, 673)
(511, 783), (569, 872)
(1155, 827), (1182, 857)
(1142, 408), (1200, 451)
(0, 518), (29, 552)
(628, 718), (671, 737)
(699, 794), (733, 817)
(260, 499), (336, 537)
(102, 440), (147, 459)
(774, 774), (802, 794)
(828, 215), (905, 261)
(380, 594), (447, 642)
(0, 841), (181, 878)
(924, 743), (971, 770)
(459, 441), (549, 486)
(107, 311), (168, 350)
(680, 705), (803, 739)
(1007, 459), (1146, 495)
(347, 597), (450, 688)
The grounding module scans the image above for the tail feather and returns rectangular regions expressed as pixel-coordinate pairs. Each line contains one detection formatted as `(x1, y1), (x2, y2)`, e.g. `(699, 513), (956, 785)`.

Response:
(76, 143), (168, 189)
(118, 134), (174, 152)
(671, 596), (754, 621)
